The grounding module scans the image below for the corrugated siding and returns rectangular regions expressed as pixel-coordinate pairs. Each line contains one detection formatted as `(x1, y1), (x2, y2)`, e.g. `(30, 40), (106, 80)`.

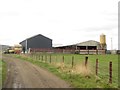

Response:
(20, 34), (52, 49)
(77, 40), (100, 46)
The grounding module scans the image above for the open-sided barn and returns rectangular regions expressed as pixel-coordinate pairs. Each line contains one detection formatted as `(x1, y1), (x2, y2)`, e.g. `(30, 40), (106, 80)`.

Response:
(75, 40), (102, 50)
(54, 40), (106, 54)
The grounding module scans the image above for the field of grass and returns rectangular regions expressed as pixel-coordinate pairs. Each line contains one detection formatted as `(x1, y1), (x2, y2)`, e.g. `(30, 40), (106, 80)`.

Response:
(15, 53), (118, 88)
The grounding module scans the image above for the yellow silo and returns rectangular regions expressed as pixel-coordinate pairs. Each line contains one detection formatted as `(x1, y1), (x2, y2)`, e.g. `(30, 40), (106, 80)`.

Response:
(100, 34), (106, 44)
(100, 34), (106, 49)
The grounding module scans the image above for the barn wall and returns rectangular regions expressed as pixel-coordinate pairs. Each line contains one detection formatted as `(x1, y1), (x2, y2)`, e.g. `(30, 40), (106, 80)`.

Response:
(27, 35), (52, 49)
(20, 34), (52, 50)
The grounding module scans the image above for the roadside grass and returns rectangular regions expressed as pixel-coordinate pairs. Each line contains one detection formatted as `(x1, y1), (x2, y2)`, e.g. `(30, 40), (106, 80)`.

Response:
(14, 54), (118, 88)
(0, 58), (7, 88)
(0, 59), (2, 89)
(1, 59), (7, 87)
(2, 60), (7, 86)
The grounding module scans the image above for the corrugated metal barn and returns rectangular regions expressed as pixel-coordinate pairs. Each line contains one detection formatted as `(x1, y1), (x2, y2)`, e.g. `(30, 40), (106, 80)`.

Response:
(20, 34), (52, 52)
(54, 40), (106, 54)
(54, 40), (102, 50)
(75, 40), (102, 50)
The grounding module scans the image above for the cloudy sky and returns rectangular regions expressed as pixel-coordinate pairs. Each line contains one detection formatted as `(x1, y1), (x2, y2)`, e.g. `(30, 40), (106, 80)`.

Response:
(0, 0), (119, 50)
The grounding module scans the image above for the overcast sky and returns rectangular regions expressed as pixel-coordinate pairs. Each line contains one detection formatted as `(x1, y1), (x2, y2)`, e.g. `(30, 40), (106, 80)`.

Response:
(0, 0), (119, 50)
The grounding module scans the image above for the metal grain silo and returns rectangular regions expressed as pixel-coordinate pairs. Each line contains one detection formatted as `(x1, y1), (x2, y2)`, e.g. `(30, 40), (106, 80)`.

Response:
(100, 34), (106, 49)
(100, 34), (106, 44)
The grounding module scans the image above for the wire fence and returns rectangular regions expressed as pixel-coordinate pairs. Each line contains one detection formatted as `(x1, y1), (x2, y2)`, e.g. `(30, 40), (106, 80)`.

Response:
(22, 52), (118, 87)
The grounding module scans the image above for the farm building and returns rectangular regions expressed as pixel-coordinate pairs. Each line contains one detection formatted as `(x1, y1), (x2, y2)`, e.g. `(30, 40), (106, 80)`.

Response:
(54, 34), (107, 54)
(55, 40), (102, 50)
(54, 40), (106, 54)
(20, 34), (52, 52)
(75, 40), (103, 50)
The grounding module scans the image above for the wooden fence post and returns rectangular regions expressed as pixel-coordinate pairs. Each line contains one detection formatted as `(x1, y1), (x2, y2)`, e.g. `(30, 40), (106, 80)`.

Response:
(96, 59), (98, 76)
(34, 55), (36, 60)
(35, 54), (37, 60)
(45, 55), (47, 62)
(33, 54), (34, 59)
(56, 55), (57, 62)
(31, 54), (33, 59)
(63, 56), (64, 63)
(39, 55), (40, 60)
(42, 55), (43, 61)
(36, 55), (37, 60)
(34, 54), (35, 59)
(109, 61), (112, 84)
(85, 56), (88, 68)
(50, 55), (51, 63)
(72, 56), (74, 68)
(36, 55), (38, 60)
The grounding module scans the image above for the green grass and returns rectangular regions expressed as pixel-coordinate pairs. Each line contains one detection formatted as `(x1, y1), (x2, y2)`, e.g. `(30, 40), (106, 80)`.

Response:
(14, 53), (118, 88)
(0, 59), (2, 89)
(0, 59), (7, 88)
(2, 60), (7, 86)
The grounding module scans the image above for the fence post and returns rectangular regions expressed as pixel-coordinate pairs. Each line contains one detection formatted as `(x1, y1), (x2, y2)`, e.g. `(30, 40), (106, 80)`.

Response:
(31, 54), (33, 59)
(35, 54), (37, 60)
(39, 55), (40, 60)
(45, 55), (47, 62)
(37, 54), (38, 60)
(85, 56), (88, 68)
(72, 56), (74, 68)
(34, 55), (36, 60)
(42, 55), (43, 61)
(56, 55), (57, 62)
(96, 59), (98, 76)
(50, 55), (51, 63)
(36, 54), (38, 60)
(109, 61), (112, 84)
(63, 56), (64, 63)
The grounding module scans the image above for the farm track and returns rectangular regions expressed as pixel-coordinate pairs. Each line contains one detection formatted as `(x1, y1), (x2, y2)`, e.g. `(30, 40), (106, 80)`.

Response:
(2, 54), (71, 88)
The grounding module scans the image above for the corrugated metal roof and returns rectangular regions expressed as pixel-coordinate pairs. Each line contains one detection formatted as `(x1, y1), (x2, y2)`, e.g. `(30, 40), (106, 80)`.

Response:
(75, 40), (100, 46)
(20, 34), (52, 44)
(53, 40), (101, 48)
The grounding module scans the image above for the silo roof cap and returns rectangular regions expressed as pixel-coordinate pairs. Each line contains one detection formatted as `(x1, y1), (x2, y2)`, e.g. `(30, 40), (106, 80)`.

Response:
(101, 33), (105, 35)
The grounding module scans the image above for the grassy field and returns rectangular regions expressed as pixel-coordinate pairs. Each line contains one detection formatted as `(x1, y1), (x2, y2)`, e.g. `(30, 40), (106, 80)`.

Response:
(15, 53), (118, 88)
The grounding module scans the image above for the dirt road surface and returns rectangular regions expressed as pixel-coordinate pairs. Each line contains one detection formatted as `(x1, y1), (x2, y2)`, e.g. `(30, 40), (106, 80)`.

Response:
(2, 55), (71, 88)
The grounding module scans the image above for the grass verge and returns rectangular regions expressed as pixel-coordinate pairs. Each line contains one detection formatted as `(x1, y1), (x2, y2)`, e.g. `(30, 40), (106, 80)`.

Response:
(2, 60), (7, 86)
(0, 59), (2, 89)
(0, 59), (7, 88)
